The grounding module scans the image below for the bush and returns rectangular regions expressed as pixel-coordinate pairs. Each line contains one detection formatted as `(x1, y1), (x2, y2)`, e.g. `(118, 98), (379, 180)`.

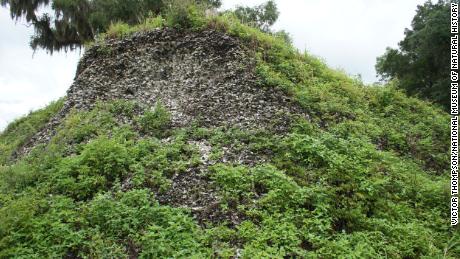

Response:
(104, 22), (135, 39)
(164, 0), (207, 29)
(137, 102), (171, 137)
(50, 136), (131, 200)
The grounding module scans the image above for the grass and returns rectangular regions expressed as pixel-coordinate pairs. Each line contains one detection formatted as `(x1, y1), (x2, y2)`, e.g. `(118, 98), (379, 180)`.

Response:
(0, 99), (64, 164)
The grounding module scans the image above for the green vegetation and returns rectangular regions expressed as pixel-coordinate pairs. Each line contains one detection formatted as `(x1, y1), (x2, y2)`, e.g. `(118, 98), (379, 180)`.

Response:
(232, 0), (279, 32)
(0, 4), (457, 258)
(137, 102), (171, 137)
(1, 0), (280, 52)
(376, 0), (455, 110)
(0, 0), (220, 52)
(0, 99), (64, 164)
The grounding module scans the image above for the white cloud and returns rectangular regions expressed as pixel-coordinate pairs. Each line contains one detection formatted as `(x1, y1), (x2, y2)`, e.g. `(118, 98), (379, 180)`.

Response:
(0, 0), (425, 130)
(224, 0), (426, 83)
(0, 9), (81, 130)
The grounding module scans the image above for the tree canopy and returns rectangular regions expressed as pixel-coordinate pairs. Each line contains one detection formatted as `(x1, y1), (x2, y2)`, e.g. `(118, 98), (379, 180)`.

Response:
(376, 0), (455, 110)
(0, 0), (221, 53)
(1, 0), (282, 53)
(233, 0), (279, 32)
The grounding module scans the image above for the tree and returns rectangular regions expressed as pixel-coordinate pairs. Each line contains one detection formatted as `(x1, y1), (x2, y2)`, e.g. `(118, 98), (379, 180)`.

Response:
(376, 0), (455, 110)
(1, 0), (221, 53)
(233, 0), (279, 32)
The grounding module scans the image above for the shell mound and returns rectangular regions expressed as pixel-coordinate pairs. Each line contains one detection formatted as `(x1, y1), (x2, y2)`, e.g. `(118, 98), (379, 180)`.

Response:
(19, 29), (303, 155)
(1, 26), (452, 259)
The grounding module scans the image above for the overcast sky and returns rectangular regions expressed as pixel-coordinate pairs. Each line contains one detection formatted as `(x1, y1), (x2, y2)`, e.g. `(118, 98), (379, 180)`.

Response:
(0, 0), (426, 130)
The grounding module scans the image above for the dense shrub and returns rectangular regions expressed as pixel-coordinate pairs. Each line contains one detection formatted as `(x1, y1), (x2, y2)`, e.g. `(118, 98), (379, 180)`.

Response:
(137, 102), (171, 137)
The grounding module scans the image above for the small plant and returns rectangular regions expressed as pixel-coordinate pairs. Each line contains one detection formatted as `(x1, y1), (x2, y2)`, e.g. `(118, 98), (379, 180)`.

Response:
(144, 15), (165, 29)
(104, 22), (135, 39)
(164, 0), (207, 29)
(108, 99), (137, 118)
(137, 102), (171, 137)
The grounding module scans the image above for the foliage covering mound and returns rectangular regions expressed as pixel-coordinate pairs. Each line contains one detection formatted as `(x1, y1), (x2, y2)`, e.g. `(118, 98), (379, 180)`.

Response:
(0, 9), (458, 258)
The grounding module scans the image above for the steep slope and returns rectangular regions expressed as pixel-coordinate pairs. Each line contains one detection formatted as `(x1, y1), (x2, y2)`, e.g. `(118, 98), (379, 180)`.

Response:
(0, 14), (456, 258)
(16, 29), (304, 158)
